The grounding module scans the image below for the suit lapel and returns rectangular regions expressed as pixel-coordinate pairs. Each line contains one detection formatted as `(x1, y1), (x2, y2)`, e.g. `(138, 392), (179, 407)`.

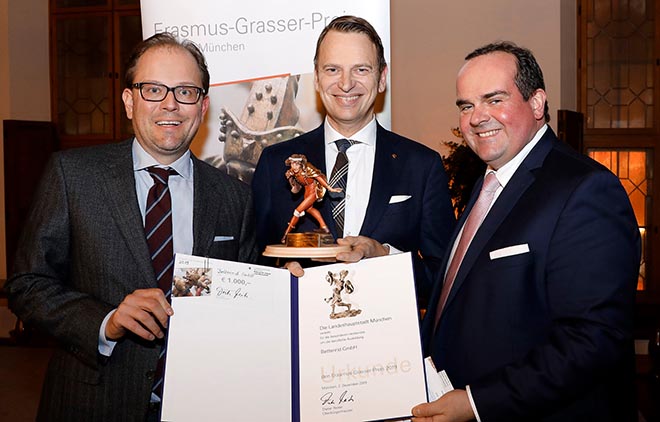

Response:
(101, 140), (155, 289)
(359, 124), (399, 237)
(301, 125), (328, 174)
(298, 124), (399, 239)
(298, 126), (338, 238)
(441, 130), (555, 314)
(192, 156), (222, 256)
(423, 177), (480, 338)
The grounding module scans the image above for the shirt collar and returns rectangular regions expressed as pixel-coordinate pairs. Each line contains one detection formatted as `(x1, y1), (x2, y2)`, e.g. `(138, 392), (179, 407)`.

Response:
(323, 116), (377, 148)
(131, 138), (193, 180)
(489, 124), (547, 188)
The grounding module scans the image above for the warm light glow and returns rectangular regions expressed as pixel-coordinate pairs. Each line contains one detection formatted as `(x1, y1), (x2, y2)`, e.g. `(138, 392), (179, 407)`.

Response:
(638, 228), (646, 291)
(588, 149), (648, 291)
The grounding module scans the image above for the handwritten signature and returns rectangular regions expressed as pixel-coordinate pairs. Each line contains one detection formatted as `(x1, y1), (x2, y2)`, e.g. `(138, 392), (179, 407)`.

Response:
(215, 287), (249, 300)
(320, 390), (355, 406)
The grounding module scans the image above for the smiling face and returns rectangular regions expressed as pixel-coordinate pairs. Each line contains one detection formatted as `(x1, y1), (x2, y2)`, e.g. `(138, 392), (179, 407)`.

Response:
(314, 30), (387, 137)
(122, 45), (209, 165)
(456, 51), (546, 170)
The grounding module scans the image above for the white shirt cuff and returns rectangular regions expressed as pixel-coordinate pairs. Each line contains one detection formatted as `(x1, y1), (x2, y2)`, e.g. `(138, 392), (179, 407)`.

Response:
(466, 385), (482, 422)
(383, 243), (402, 255)
(98, 309), (118, 356)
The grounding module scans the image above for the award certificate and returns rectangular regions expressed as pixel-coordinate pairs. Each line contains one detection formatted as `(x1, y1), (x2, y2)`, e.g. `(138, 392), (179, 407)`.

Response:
(161, 252), (427, 421)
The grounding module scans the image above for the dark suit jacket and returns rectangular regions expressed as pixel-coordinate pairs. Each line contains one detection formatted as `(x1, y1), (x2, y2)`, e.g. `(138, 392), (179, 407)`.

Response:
(421, 129), (640, 421)
(6, 140), (258, 421)
(252, 123), (455, 305)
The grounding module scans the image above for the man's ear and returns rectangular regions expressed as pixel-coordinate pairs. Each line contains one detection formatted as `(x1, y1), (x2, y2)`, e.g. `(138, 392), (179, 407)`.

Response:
(378, 65), (388, 93)
(530, 88), (547, 120)
(201, 95), (210, 118)
(122, 88), (134, 119)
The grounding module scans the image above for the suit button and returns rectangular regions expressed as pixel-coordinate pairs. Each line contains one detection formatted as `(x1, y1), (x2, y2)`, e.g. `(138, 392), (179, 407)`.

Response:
(146, 370), (155, 380)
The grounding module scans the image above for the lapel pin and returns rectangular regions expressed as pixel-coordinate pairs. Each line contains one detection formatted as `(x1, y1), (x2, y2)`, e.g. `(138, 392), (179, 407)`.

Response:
(392, 153), (397, 159)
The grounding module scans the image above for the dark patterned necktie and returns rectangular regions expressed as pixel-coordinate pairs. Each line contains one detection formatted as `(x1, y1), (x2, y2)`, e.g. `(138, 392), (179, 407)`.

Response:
(329, 139), (359, 238)
(144, 166), (178, 400)
(145, 167), (178, 296)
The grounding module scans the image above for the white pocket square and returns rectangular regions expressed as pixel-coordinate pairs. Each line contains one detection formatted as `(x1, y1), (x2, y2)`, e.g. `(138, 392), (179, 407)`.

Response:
(489, 244), (530, 260)
(213, 236), (234, 242)
(389, 195), (412, 204)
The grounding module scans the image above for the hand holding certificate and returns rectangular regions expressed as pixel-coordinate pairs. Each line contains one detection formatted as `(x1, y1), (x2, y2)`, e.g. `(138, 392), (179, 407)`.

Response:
(161, 253), (427, 421)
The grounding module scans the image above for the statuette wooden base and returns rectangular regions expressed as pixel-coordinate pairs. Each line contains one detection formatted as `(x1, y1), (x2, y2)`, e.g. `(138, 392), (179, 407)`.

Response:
(285, 232), (334, 247)
(263, 233), (350, 258)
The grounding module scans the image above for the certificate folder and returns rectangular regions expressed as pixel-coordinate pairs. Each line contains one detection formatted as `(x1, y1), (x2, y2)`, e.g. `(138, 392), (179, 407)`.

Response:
(162, 252), (427, 421)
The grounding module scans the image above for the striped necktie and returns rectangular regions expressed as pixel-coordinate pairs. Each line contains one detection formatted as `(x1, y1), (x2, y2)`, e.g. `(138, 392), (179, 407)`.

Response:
(145, 167), (178, 296)
(329, 139), (359, 238)
(144, 166), (178, 400)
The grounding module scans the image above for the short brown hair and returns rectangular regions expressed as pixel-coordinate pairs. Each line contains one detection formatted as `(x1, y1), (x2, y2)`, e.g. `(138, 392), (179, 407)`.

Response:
(124, 32), (210, 94)
(313, 15), (386, 73)
(466, 41), (550, 123)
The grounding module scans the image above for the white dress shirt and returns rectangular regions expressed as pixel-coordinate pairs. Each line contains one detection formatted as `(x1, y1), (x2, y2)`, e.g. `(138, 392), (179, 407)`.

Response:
(323, 117), (377, 237)
(444, 125), (548, 277)
(98, 139), (195, 356)
(132, 140), (194, 256)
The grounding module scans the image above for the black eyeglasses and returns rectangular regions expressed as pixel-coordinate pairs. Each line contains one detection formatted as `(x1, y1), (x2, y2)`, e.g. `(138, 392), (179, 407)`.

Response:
(132, 82), (206, 105)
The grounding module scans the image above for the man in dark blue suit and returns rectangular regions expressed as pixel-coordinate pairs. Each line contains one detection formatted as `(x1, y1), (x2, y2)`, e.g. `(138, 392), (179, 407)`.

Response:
(412, 42), (640, 422)
(252, 16), (455, 305)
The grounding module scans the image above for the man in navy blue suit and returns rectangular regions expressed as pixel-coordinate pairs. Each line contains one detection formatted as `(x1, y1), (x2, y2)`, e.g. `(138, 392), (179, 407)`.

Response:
(412, 42), (640, 421)
(252, 15), (455, 305)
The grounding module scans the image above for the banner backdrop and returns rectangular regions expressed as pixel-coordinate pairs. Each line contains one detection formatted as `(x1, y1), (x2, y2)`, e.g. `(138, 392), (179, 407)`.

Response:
(140, 1), (390, 183)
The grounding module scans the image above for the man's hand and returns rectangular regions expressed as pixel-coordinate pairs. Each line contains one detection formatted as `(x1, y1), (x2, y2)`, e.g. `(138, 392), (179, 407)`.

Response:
(285, 236), (389, 277)
(336, 236), (390, 262)
(285, 261), (305, 277)
(105, 288), (173, 341)
(411, 389), (475, 422)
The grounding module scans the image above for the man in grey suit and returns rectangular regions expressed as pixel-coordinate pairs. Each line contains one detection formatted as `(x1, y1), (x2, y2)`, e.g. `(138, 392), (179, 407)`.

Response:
(6, 33), (258, 421)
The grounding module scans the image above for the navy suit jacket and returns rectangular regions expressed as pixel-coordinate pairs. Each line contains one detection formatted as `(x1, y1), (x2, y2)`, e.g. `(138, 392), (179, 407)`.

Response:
(7, 140), (258, 421)
(421, 128), (640, 421)
(252, 123), (455, 306)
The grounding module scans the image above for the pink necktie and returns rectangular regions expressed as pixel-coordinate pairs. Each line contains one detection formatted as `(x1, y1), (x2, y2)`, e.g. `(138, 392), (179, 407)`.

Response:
(434, 172), (500, 328)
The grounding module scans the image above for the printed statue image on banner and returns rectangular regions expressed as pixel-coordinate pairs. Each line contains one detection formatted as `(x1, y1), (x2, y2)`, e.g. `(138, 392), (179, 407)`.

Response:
(139, 0), (390, 183)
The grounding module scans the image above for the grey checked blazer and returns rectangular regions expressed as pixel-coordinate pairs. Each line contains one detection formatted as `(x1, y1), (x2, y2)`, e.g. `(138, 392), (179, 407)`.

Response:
(7, 139), (258, 421)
